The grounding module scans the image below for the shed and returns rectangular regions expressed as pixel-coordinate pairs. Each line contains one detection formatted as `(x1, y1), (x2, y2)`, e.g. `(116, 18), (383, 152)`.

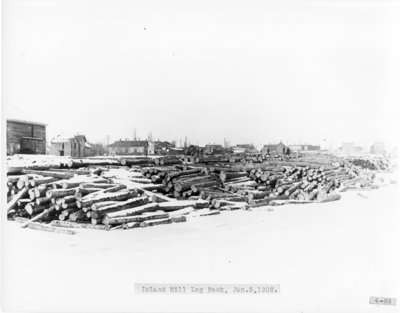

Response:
(6, 119), (47, 155)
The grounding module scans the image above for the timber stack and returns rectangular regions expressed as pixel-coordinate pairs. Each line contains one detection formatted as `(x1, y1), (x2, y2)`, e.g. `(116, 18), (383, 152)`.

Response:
(6, 153), (392, 234)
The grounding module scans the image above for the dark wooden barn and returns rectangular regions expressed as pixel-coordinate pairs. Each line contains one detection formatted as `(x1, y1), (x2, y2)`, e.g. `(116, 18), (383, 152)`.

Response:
(6, 119), (47, 155)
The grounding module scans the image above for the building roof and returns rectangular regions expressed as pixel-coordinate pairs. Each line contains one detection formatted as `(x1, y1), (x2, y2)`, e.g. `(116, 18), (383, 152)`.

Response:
(50, 135), (75, 144)
(205, 144), (223, 147)
(263, 141), (286, 149)
(7, 118), (47, 127)
(74, 135), (87, 142)
(108, 140), (149, 148)
(154, 140), (173, 147)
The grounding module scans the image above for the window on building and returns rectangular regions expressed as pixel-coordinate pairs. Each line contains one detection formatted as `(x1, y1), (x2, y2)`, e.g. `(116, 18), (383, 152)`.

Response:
(74, 143), (77, 149)
(62, 143), (64, 149)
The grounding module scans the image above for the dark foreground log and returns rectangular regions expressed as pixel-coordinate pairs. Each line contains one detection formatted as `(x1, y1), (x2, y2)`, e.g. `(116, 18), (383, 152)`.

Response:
(7, 187), (29, 212)
(21, 205), (56, 227)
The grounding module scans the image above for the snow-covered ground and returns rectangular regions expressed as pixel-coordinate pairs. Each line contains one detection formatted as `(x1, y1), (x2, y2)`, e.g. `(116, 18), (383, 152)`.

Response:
(2, 173), (399, 313)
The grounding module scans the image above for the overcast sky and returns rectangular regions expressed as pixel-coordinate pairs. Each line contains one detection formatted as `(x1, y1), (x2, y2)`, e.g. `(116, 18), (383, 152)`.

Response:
(3, 0), (400, 150)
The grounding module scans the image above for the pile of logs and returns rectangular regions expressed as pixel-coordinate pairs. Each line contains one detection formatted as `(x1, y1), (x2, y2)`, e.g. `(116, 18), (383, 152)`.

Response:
(6, 153), (387, 234)
(6, 168), (217, 233)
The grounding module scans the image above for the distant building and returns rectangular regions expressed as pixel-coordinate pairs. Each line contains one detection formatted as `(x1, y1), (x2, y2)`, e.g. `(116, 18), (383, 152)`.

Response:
(154, 140), (174, 154)
(205, 144), (224, 154)
(289, 144), (321, 152)
(370, 141), (385, 155)
(166, 147), (184, 155)
(107, 140), (154, 155)
(261, 142), (289, 155)
(50, 134), (92, 157)
(6, 119), (47, 155)
(234, 144), (259, 154)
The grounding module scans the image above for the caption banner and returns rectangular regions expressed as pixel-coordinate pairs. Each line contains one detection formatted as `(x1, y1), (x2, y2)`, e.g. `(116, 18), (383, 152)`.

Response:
(135, 283), (280, 295)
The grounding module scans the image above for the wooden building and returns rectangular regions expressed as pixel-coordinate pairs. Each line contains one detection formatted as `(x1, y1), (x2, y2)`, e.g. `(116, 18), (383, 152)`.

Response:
(205, 144), (224, 154)
(6, 119), (47, 155)
(261, 142), (289, 155)
(154, 140), (174, 155)
(108, 140), (154, 155)
(50, 135), (92, 157)
(289, 144), (321, 152)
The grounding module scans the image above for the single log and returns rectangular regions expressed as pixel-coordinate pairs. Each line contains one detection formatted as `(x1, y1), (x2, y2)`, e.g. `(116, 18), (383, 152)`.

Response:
(140, 184), (165, 192)
(30, 177), (59, 187)
(17, 198), (32, 207)
(26, 222), (77, 234)
(46, 188), (78, 198)
(77, 190), (138, 208)
(122, 222), (141, 229)
(60, 181), (83, 189)
(61, 195), (77, 204)
(249, 195), (290, 207)
(24, 203), (47, 216)
(61, 207), (79, 216)
(103, 184), (127, 193)
(171, 216), (187, 223)
(104, 212), (169, 226)
(247, 190), (272, 201)
(174, 176), (215, 192)
(158, 199), (209, 211)
(222, 202), (249, 211)
(7, 175), (27, 183)
(61, 202), (78, 209)
(102, 203), (160, 221)
(172, 173), (202, 183)
(284, 182), (302, 196)
(79, 183), (118, 189)
(140, 217), (172, 227)
(50, 220), (110, 230)
(94, 197), (150, 217)
(225, 180), (258, 190)
(34, 185), (49, 198)
(167, 168), (202, 180)
(191, 181), (220, 192)
(129, 178), (152, 184)
(91, 201), (119, 211)
(7, 187), (29, 212)
(74, 188), (103, 198)
(21, 169), (76, 179)
(21, 205), (56, 228)
(17, 175), (42, 189)
(219, 171), (248, 182)
(36, 197), (52, 206)
(69, 210), (88, 222)
(212, 199), (246, 209)
(167, 206), (195, 217)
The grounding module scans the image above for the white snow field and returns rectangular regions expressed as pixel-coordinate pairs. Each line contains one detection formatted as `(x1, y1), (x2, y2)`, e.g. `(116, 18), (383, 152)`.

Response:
(2, 173), (399, 313)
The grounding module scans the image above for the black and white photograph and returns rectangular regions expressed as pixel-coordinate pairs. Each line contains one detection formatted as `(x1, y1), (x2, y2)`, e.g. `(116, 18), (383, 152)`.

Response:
(1, 0), (399, 312)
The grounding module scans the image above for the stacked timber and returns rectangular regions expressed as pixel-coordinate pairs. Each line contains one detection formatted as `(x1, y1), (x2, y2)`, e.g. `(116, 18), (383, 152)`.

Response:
(6, 154), (387, 234)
